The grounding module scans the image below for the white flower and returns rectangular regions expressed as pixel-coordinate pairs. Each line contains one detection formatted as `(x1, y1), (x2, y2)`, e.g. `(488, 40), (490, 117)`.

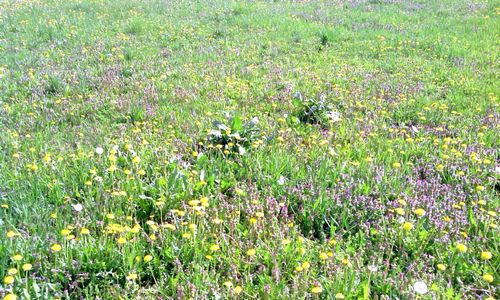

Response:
(367, 265), (378, 272)
(397, 216), (405, 224)
(277, 176), (286, 185)
(95, 147), (104, 155)
(71, 203), (83, 212)
(413, 281), (428, 295)
(326, 111), (340, 122)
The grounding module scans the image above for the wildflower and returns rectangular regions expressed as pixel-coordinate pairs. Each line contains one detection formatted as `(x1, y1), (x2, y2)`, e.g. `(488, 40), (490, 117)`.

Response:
(6, 231), (19, 238)
(80, 228), (90, 235)
(71, 203), (83, 212)
(437, 264), (446, 271)
(7, 268), (17, 275)
(51, 244), (62, 252)
(143, 255), (153, 263)
(413, 281), (428, 294)
(456, 243), (467, 253)
(3, 294), (17, 300)
(126, 273), (138, 280)
(22, 263), (32, 271)
(311, 286), (323, 294)
(223, 281), (233, 288)
(95, 147), (104, 155)
(435, 164), (444, 171)
(233, 286), (243, 294)
(475, 185), (485, 192)
(302, 262), (310, 269)
(392, 162), (401, 169)
(483, 274), (494, 283)
(246, 249), (256, 256)
(11, 254), (23, 261)
(210, 244), (220, 252)
(3, 275), (14, 284)
(132, 156), (141, 164)
(414, 208), (426, 217)
(481, 251), (492, 260)
(402, 222), (413, 231)
(319, 252), (329, 260)
(395, 207), (405, 215)
(335, 293), (345, 299)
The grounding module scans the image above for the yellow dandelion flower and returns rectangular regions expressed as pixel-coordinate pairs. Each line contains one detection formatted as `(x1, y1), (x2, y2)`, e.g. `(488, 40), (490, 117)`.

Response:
(482, 274), (494, 283)
(402, 222), (413, 231)
(3, 294), (17, 300)
(126, 273), (138, 280)
(51, 244), (62, 252)
(7, 268), (17, 275)
(3, 275), (14, 284)
(246, 249), (256, 256)
(456, 243), (467, 253)
(311, 286), (323, 294)
(233, 286), (243, 294)
(210, 244), (220, 252)
(335, 293), (345, 299)
(144, 255), (153, 263)
(414, 208), (426, 217)
(437, 264), (446, 271)
(11, 254), (23, 261)
(392, 162), (401, 169)
(22, 263), (32, 271)
(481, 251), (492, 260)
(319, 252), (329, 260)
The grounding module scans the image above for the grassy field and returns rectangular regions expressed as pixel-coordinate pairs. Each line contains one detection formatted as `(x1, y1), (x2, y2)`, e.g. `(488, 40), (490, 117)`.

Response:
(0, 0), (499, 299)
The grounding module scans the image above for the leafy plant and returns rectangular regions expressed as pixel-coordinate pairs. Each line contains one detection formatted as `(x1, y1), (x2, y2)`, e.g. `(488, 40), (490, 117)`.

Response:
(293, 92), (340, 126)
(204, 115), (260, 155)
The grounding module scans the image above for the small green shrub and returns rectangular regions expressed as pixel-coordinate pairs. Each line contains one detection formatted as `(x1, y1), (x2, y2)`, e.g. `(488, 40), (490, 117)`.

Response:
(204, 115), (260, 155)
(293, 92), (340, 126)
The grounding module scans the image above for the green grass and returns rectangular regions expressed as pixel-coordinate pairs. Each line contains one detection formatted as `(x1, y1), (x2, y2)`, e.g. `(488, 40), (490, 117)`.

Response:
(0, 0), (499, 299)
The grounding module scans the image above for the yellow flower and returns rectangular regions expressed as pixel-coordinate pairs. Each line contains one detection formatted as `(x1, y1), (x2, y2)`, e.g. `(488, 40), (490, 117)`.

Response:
(126, 273), (138, 280)
(80, 228), (90, 235)
(210, 244), (220, 252)
(3, 294), (17, 300)
(11, 254), (23, 261)
(117, 237), (127, 244)
(319, 252), (329, 260)
(6, 231), (19, 238)
(7, 268), (17, 275)
(475, 185), (485, 192)
(456, 243), (467, 253)
(482, 274), (494, 283)
(143, 255), (153, 263)
(246, 249), (256, 256)
(106, 213), (115, 220)
(402, 222), (413, 231)
(395, 207), (405, 215)
(233, 286), (243, 294)
(335, 293), (345, 299)
(223, 281), (233, 288)
(480, 251), (492, 260)
(51, 244), (62, 252)
(22, 263), (32, 271)
(301, 261), (310, 269)
(414, 208), (426, 217)
(392, 162), (401, 169)
(437, 264), (446, 271)
(311, 286), (323, 294)
(3, 275), (14, 284)
(435, 164), (444, 171)
(132, 156), (141, 164)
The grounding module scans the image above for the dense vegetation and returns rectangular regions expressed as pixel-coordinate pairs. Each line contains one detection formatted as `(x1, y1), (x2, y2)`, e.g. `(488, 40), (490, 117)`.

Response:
(0, 0), (498, 299)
